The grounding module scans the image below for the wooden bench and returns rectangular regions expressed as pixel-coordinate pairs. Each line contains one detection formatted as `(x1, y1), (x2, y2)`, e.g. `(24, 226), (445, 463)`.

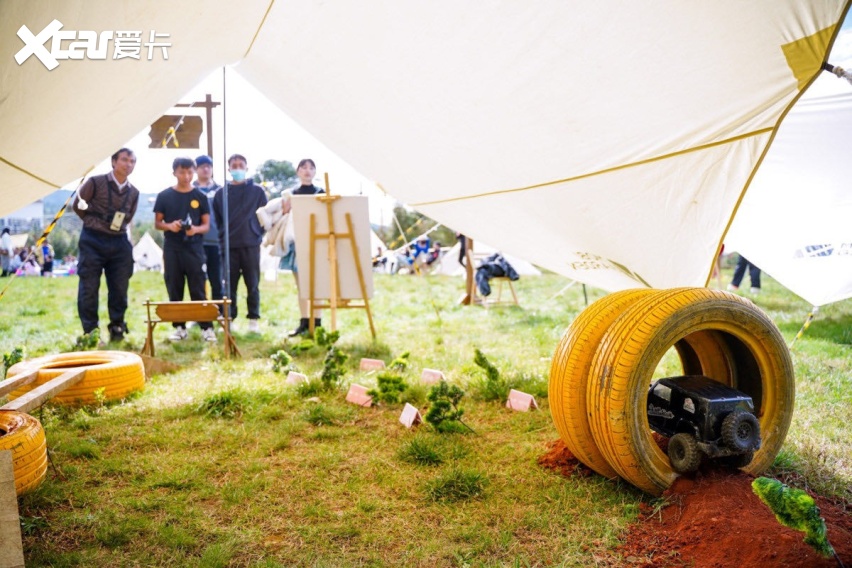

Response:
(141, 299), (239, 358)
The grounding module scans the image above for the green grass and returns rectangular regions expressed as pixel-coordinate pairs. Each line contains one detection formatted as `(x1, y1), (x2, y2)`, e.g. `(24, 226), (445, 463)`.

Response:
(0, 269), (850, 566)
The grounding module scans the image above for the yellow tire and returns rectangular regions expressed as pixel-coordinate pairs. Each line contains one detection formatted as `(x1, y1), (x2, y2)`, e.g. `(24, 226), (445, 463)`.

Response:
(6, 351), (145, 406)
(549, 289), (656, 478)
(0, 410), (48, 495)
(587, 288), (795, 495)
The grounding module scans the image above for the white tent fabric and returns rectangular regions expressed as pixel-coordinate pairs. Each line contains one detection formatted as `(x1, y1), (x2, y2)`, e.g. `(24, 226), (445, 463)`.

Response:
(437, 243), (541, 277)
(2, 1), (850, 295)
(132, 232), (162, 272)
(726, 79), (852, 306)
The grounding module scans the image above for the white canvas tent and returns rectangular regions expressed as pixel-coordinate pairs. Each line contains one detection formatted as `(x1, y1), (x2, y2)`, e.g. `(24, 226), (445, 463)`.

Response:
(132, 232), (162, 272)
(726, 69), (852, 307)
(2, 1), (851, 298)
(437, 242), (541, 277)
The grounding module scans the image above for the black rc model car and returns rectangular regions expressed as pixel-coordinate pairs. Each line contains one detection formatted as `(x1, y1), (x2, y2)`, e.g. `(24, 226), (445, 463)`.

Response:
(647, 375), (761, 473)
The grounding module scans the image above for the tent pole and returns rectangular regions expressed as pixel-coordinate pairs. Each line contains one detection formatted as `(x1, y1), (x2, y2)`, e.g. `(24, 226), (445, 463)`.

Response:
(789, 306), (819, 348)
(221, 66), (231, 310)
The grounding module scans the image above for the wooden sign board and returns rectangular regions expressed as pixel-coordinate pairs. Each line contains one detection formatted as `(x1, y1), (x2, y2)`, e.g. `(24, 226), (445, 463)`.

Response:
(421, 369), (444, 384)
(359, 358), (386, 371)
(0, 451), (24, 568)
(285, 371), (307, 386)
(399, 403), (423, 428)
(345, 384), (373, 407)
(506, 389), (539, 412)
(292, 195), (374, 300)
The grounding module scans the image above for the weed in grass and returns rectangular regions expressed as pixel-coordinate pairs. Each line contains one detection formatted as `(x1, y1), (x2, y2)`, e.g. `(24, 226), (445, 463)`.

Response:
(71, 408), (93, 431)
(320, 346), (348, 389)
(400, 382), (429, 406)
(157, 523), (197, 550)
(426, 380), (474, 433)
(195, 389), (247, 418)
(389, 350), (410, 371)
(398, 435), (444, 465)
(2, 346), (23, 378)
(197, 540), (237, 568)
(270, 349), (293, 373)
(472, 348), (509, 402)
(425, 467), (488, 502)
(296, 378), (327, 398)
(367, 370), (408, 404)
(303, 403), (339, 426)
(63, 438), (100, 459)
(74, 328), (101, 351)
(19, 515), (48, 535)
(314, 326), (341, 347)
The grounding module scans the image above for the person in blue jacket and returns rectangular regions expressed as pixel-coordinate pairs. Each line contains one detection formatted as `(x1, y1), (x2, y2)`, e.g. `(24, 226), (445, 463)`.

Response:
(212, 154), (268, 332)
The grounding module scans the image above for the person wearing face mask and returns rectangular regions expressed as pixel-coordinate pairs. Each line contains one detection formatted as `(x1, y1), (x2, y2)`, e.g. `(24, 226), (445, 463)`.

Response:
(281, 158), (325, 337)
(212, 154), (268, 332)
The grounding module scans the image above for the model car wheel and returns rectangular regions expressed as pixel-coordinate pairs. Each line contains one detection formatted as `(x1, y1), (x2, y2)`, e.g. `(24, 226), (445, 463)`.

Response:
(717, 451), (754, 469)
(549, 289), (655, 478)
(721, 409), (761, 452)
(667, 433), (702, 473)
(586, 288), (794, 495)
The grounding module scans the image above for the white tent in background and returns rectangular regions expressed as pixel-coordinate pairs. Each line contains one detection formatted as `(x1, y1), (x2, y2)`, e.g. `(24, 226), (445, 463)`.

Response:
(726, 67), (852, 307)
(132, 232), (163, 272)
(1, 1), (850, 297)
(437, 242), (541, 277)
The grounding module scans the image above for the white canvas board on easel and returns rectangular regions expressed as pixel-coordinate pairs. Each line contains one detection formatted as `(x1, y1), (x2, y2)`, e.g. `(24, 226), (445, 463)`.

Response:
(292, 195), (374, 300)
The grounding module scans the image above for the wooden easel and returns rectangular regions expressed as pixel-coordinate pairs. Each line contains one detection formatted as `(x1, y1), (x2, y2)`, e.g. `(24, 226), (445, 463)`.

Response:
(459, 237), (481, 305)
(307, 174), (376, 338)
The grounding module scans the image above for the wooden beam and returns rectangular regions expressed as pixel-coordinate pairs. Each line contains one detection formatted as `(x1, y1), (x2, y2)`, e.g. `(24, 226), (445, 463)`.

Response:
(0, 451), (24, 568)
(0, 369), (85, 413)
(0, 370), (39, 399)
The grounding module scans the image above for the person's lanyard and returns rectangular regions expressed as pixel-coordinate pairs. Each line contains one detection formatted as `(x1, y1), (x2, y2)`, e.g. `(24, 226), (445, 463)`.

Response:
(106, 180), (131, 214)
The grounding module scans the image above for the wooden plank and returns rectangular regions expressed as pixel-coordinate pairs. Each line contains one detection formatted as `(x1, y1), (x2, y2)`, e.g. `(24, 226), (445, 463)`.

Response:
(155, 303), (219, 321)
(0, 451), (25, 568)
(0, 369), (85, 413)
(0, 370), (39, 398)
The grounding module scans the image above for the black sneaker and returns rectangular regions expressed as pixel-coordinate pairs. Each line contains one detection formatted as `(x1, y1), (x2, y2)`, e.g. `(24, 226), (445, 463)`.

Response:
(108, 322), (128, 343)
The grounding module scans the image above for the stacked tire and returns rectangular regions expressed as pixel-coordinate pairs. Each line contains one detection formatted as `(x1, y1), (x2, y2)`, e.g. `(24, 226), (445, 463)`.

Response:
(6, 351), (145, 406)
(0, 410), (48, 495)
(549, 288), (795, 495)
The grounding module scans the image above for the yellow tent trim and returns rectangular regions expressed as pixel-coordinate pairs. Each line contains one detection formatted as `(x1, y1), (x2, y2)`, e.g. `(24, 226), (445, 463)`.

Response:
(782, 24), (838, 91)
(410, 128), (773, 207)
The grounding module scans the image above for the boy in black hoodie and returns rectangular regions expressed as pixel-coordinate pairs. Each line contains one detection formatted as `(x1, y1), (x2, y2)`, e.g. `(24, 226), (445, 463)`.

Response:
(212, 154), (268, 331)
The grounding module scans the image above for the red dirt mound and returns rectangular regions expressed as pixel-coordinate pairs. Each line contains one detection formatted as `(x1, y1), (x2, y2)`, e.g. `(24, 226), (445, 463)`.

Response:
(539, 439), (852, 567)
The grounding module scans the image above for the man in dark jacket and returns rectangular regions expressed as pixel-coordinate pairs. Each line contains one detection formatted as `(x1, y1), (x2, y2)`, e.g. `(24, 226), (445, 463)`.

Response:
(73, 148), (140, 342)
(212, 154), (268, 331)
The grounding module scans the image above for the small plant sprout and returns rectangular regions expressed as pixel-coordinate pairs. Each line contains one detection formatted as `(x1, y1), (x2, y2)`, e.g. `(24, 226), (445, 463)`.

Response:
(320, 346), (348, 390)
(473, 348), (509, 402)
(425, 380), (475, 434)
(389, 351), (410, 372)
(270, 350), (293, 373)
(367, 371), (408, 405)
(2, 346), (24, 379)
(74, 329), (101, 351)
(314, 327), (340, 348)
(752, 477), (842, 566)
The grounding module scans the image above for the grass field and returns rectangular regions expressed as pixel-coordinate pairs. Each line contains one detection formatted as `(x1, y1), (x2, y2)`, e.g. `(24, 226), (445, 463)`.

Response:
(0, 268), (850, 567)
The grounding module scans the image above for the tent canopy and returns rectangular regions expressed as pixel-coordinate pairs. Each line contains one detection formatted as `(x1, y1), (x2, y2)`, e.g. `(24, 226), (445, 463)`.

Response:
(2, 1), (850, 297)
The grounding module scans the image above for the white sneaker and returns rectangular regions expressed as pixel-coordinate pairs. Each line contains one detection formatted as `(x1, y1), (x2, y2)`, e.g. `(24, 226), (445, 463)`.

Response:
(248, 319), (260, 333)
(750, 287), (761, 295)
(202, 328), (217, 342)
(169, 327), (188, 341)
(727, 284), (739, 291)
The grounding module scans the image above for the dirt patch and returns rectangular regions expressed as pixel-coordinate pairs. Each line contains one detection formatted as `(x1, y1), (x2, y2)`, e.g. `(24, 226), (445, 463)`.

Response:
(539, 439), (852, 567)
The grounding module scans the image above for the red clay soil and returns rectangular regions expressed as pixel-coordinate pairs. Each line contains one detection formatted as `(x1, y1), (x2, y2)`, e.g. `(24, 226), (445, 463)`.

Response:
(538, 439), (852, 567)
